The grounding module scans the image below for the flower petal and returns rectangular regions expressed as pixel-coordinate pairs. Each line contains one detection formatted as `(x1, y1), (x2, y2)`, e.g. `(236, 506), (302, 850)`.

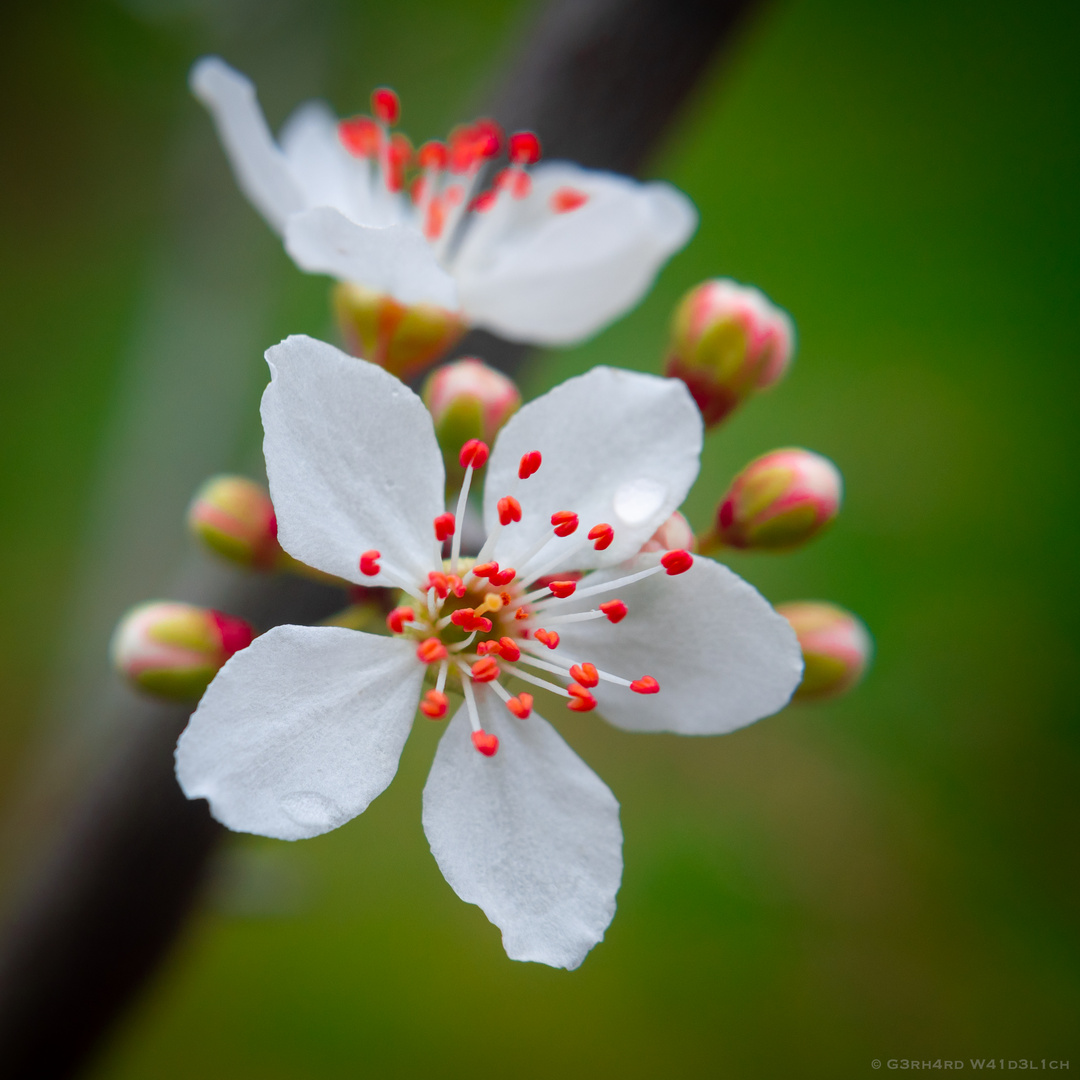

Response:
(484, 367), (702, 571)
(176, 626), (423, 841)
(284, 207), (458, 309)
(262, 335), (445, 587)
(554, 554), (804, 734)
(454, 162), (696, 344)
(189, 56), (306, 233)
(422, 690), (622, 970)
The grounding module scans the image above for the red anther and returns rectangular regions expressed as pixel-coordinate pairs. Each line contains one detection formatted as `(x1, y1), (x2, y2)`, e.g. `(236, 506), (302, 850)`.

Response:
(420, 689), (448, 719)
(434, 512), (456, 542)
(417, 638), (447, 664)
(509, 171), (532, 199)
(569, 662), (599, 688)
(423, 196), (447, 240)
(386, 606), (415, 634)
(359, 549), (381, 576)
(469, 190), (498, 214)
(490, 567), (517, 587)
(661, 549), (694, 575)
(514, 606), (531, 621)
(418, 139), (449, 170)
(450, 608), (493, 634)
(497, 637), (521, 662)
(518, 451), (542, 479)
(508, 131), (542, 165)
(410, 175), (428, 204)
(338, 116), (380, 158)
(447, 574), (466, 598)
(588, 523), (614, 551)
(386, 132), (412, 192)
(472, 561), (498, 580)
(548, 580), (577, 599)
(534, 628), (560, 649)
(475, 640), (496, 656)
(371, 87), (400, 125)
(551, 510), (579, 537)
(445, 184), (464, 205)
(507, 693), (533, 719)
(497, 496), (522, 526)
(459, 439), (490, 469)
(472, 729), (500, 756)
(630, 676), (660, 695)
(473, 118), (503, 157)
(471, 656), (500, 683)
(600, 600), (628, 623)
(426, 571), (450, 598)
(566, 683), (598, 712)
(551, 187), (589, 213)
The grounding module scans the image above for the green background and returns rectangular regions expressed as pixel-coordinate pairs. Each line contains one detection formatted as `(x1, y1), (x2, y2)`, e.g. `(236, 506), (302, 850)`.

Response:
(1, 0), (1077, 1076)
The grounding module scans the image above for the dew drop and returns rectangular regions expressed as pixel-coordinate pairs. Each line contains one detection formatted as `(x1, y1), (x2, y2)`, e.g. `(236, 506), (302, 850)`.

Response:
(279, 791), (347, 831)
(613, 479), (666, 526)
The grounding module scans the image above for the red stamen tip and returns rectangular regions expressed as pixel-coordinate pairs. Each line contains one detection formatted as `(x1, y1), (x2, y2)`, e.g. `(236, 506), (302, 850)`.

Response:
(497, 636), (521, 662)
(472, 730), (499, 756)
(371, 87), (400, 125)
(600, 600), (628, 623)
(447, 573), (466, 598)
(434, 512), (456, 542)
(630, 676), (660, 695)
(426, 571), (450, 598)
(338, 116), (379, 158)
(359, 549), (381, 576)
(420, 689), (448, 719)
(417, 638), (447, 664)
(386, 606), (414, 634)
(569, 662), (599, 688)
(514, 606), (531, 621)
(459, 439), (490, 469)
(567, 683), (598, 712)
(548, 580), (577, 599)
(550, 187), (588, 213)
(534, 628), (560, 649)
(497, 496), (522, 526)
(517, 450), (542, 479)
(472, 561), (498, 579)
(491, 567), (516, 586)
(418, 139), (449, 170)
(468, 190), (498, 214)
(551, 510), (579, 537)
(588, 523), (614, 551)
(661, 549), (694, 575)
(471, 656), (500, 683)
(507, 692), (533, 719)
(509, 131), (541, 165)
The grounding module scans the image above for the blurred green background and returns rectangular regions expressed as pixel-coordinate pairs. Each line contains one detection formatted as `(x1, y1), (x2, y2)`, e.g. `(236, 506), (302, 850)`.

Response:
(1, 0), (1078, 1076)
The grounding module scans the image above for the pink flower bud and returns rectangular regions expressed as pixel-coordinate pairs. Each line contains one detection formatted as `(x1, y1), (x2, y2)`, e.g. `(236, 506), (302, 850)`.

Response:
(188, 475), (281, 570)
(333, 282), (466, 381)
(664, 279), (794, 428)
(776, 601), (872, 700)
(714, 448), (841, 550)
(640, 510), (696, 553)
(110, 602), (254, 701)
(422, 358), (521, 485)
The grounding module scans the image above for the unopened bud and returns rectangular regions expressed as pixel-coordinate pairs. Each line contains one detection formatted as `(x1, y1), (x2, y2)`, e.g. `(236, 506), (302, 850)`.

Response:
(333, 282), (466, 381)
(423, 358), (521, 485)
(110, 602), (254, 701)
(709, 448), (841, 551)
(640, 510), (696, 553)
(664, 279), (794, 428)
(188, 475), (280, 570)
(776, 601), (871, 700)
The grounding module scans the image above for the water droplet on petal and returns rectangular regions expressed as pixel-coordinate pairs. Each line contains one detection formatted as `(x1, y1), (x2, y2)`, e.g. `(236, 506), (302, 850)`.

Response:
(279, 791), (347, 831)
(613, 479), (666, 526)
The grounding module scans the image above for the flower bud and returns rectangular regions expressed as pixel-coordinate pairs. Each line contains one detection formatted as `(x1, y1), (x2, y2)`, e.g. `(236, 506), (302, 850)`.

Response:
(333, 282), (466, 381)
(711, 448), (841, 551)
(664, 279), (794, 427)
(110, 602), (254, 701)
(776, 601), (872, 700)
(422, 358), (521, 485)
(188, 475), (281, 570)
(640, 510), (696, 553)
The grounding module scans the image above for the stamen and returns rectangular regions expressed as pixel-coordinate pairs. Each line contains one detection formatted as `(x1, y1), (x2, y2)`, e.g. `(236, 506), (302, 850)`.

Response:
(519, 451), (542, 479)
(359, 550), (381, 576)
(569, 663), (599, 688)
(498, 662), (570, 697)
(533, 628), (560, 649)
(530, 609), (606, 626)
(386, 606), (414, 634)
(630, 676), (660, 694)
(418, 140), (449, 170)
(661, 549), (694, 575)
(547, 580), (577, 598)
(471, 656), (500, 683)
(371, 87), (400, 126)
(497, 636), (521, 661)
(508, 131), (541, 165)
(458, 673), (499, 756)
(497, 496), (522, 526)
(600, 600), (628, 623)
(551, 187), (588, 213)
(540, 566), (662, 607)
(426, 570), (450, 599)
(446, 574), (466, 598)
(435, 660), (448, 693)
(449, 630), (478, 653)
(507, 693), (533, 719)
(339, 116), (379, 158)
(417, 638), (448, 664)
(567, 683), (598, 712)
(517, 644), (634, 689)
(449, 608), (492, 634)
(420, 689), (448, 719)
(588, 523), (614, 551)
(551, 511), (579, 537)
(471, 730), (499, 756)
(434, 513), (455, 542)
(451, 440), (488, 574)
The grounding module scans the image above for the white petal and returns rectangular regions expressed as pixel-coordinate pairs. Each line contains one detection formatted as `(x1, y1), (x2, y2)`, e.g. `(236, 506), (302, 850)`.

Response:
(554, 554), (804, 735)
(278, 101), (364, 219)
(484, 367), (702, 572)
(189, 56), (306, 233)
(454, 162), (697, 344)
(284, 207), (458, 309)
(176, 626), (423, 840)
(261, 335), (445, 588)
(422, 691), (622, 970)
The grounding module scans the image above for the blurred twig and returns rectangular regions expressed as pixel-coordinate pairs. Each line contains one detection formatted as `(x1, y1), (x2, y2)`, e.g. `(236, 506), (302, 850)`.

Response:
(0, 0), (760, 1075)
